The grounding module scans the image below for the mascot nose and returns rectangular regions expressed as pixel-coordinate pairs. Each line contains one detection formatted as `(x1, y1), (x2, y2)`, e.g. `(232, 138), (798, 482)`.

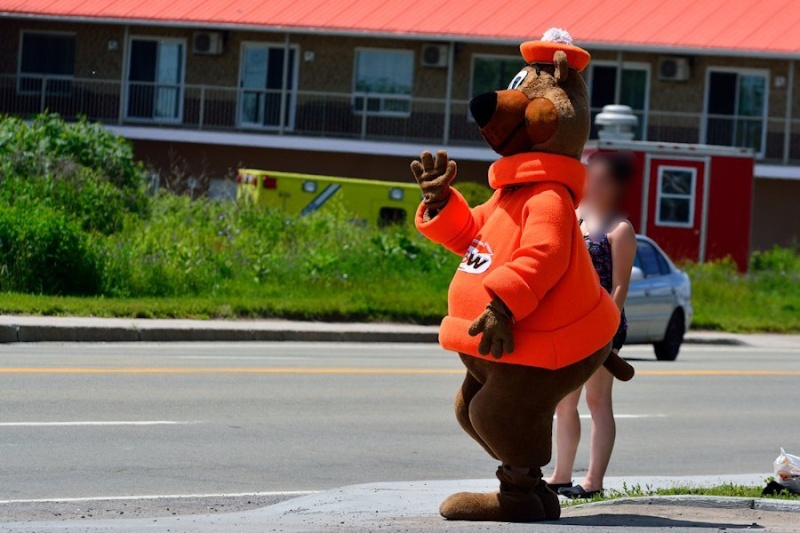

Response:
(469, 92), (498, 128)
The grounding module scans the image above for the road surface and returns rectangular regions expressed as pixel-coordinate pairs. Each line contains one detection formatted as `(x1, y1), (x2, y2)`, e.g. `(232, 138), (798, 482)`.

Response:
(1, 341), (798, 519)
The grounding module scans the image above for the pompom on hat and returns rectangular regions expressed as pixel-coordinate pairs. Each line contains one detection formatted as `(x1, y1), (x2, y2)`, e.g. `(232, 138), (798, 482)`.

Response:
(520, 27), (591, 72)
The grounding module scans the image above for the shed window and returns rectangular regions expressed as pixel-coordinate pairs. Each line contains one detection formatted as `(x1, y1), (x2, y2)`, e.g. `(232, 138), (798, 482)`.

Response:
(655, 166), (696, 227)
(352, 49), (413, 116)
(19, 32), (76, 94)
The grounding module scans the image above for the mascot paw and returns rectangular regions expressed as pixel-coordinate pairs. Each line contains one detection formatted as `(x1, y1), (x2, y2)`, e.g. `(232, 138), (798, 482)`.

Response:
(410, 150), (456, 212)
(468, 297), (515, 359)
(440, 466), (555, 522)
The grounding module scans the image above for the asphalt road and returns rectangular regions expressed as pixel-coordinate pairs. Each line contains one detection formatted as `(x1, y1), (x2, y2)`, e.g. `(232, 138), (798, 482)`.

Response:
(1, 341), (799, 517)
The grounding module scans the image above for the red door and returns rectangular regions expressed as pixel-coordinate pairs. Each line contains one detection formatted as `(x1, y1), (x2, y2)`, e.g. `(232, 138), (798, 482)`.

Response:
(644, 157), (706, 263)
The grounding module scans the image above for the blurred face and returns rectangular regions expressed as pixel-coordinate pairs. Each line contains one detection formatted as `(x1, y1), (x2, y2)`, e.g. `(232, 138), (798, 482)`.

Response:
(584, 159), (621, 213)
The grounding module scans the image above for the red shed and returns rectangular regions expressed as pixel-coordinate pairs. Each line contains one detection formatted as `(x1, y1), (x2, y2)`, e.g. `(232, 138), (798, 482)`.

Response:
(585, 139), (755, 271)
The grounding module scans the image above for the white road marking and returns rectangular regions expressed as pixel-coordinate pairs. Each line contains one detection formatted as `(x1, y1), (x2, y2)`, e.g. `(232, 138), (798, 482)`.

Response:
(0, 491), (317, 504)
(579, 414), (666, 419)
(0, 421), (201, 427)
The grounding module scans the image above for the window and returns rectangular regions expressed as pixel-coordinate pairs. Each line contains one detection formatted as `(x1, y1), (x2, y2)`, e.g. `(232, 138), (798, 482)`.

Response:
(239, 44), (297, 129)
(704, 69), (768, 156)
(655, 166), (696, 227)
(18, 32), (76, 94)
(635, 241), (669, 277)
(588, 63), (649, 139)
(126, 37), (185, 122)
(470, 55), (524, 98)
(353, 49), (413, 116)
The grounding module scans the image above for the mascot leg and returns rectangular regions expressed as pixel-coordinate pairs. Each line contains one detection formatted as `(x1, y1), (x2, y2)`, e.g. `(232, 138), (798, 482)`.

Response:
(454, 371), (499, 459)
(440, 345), (610, 522)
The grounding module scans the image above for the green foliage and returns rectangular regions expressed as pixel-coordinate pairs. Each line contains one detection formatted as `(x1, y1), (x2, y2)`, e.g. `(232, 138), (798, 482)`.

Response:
(453, 181), (494, 206)
(0, 205), (99, 295)
(684, 246), (800, 332)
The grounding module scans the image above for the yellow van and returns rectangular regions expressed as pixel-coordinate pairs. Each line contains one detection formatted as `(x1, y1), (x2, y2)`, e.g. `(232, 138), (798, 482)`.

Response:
(236, 169), (422, 226)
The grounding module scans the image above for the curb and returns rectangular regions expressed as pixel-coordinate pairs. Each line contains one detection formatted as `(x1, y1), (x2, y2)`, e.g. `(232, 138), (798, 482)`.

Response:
(683, 337), (748, 346)
(0, 323), (440, 344)
(571, 495), (800, 513)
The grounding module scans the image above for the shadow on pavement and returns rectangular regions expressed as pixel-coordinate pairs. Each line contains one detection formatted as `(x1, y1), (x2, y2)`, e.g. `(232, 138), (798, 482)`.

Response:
(557, 513), (763, 529)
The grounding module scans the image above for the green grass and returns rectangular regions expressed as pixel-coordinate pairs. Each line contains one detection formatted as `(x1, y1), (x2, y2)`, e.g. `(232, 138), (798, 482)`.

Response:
(562, 482), (800, 507)
(684, 250), (800, 333)
(2, 114), (800, 332)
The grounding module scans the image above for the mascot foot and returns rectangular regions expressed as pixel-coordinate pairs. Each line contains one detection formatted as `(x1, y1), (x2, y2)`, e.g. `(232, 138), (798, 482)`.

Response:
(439, 466), (558, 522)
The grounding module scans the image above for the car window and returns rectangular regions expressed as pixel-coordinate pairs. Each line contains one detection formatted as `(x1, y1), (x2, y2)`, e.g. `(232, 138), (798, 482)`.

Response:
(637, 241), (664, 278)
(654, 248), (671, 275)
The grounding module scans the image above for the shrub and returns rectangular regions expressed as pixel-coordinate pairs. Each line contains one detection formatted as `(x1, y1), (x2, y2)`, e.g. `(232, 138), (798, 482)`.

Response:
(453, 181), (494, 206)
(0, 205), (100, 295)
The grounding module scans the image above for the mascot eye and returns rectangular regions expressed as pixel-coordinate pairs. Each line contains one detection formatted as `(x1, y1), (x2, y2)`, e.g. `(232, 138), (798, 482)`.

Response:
(508, 69), (528, 90)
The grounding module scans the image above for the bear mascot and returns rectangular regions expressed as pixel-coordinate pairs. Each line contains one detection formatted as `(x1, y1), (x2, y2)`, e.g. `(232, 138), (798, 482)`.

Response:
(411, 28), (633, 523)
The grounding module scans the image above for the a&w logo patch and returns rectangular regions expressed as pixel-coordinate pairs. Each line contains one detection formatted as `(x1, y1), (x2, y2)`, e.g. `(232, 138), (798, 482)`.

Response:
(458, 239), (493, 274)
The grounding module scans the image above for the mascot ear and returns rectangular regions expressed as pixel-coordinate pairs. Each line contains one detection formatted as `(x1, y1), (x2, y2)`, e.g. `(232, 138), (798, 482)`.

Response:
(553, 50), (568, 83)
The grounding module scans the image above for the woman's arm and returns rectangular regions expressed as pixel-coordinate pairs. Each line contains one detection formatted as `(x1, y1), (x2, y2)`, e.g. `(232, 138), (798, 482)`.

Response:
(608, 220), (638, 312)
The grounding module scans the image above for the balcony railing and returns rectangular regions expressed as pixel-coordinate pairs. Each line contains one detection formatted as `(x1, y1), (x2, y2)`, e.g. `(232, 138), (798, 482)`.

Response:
(2, 74), (799, 164)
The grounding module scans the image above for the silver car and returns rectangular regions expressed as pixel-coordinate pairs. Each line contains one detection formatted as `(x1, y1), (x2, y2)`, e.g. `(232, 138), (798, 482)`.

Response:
(625, 236), (693, 361)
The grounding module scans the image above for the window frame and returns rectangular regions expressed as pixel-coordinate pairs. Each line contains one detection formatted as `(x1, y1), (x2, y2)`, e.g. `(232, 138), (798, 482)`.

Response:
(586, 60), (651, 140)
(236, 41), (301, 131)
(701, 66), (769, 159)
(654, 165), (697, 228)
(17, 30), (77, 95)
(351, 47), (414, 118)
(123, 35), (187, 124)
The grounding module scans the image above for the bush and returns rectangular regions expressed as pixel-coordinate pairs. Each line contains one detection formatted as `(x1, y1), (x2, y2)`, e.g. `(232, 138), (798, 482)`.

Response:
(0, 205), (100, 295)
(453, 181), (494, 206)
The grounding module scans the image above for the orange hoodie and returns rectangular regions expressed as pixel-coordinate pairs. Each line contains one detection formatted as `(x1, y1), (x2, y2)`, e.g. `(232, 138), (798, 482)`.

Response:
(416, 152), (619, 369)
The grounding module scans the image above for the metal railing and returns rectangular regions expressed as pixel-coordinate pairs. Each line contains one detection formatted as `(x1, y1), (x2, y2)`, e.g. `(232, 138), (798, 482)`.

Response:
(2, 74), (798, 163)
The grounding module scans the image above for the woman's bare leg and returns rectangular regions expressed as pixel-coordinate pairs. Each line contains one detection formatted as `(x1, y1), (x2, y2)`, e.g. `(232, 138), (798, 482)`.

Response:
(546, 387), (582, 485)
(581, 365), (616, 491)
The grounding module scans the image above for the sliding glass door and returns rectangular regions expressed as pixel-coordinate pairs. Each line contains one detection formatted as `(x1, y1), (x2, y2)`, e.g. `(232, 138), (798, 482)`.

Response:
(127, 38), (185, 122)
(239, 44), (297, 129)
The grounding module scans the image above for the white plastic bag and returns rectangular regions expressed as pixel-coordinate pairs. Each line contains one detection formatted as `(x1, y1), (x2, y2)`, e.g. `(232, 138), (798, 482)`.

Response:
(773, 447), (800, 493)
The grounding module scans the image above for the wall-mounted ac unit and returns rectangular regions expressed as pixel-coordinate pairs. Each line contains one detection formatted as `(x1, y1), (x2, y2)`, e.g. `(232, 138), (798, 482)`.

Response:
(658, 57), (691, 81)
(193, 31), (224, 55)
(421, 44), (449, 68)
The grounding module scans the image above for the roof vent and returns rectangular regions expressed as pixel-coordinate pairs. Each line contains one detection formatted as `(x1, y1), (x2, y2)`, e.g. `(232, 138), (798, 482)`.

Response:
(595, 104), (638, 141)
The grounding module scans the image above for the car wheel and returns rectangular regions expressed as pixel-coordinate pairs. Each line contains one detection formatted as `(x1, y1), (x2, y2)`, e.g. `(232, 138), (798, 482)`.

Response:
(654, 309), (685, 361)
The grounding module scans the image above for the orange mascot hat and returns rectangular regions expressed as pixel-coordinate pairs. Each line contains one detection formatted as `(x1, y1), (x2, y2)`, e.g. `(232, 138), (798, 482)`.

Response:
(519, 27), (591, 72)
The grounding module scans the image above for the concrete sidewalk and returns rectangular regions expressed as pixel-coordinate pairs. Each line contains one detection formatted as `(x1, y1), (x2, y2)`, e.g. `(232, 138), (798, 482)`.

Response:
(2, 315), (799, 347)
(3, 474), (799, 532)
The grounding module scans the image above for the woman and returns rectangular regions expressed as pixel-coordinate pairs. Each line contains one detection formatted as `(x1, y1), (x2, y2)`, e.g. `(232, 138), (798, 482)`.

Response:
(546, 151), (637, 499)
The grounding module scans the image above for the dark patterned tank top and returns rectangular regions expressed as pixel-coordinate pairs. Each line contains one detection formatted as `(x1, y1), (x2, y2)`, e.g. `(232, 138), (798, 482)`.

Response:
(581, 220), (628, 333)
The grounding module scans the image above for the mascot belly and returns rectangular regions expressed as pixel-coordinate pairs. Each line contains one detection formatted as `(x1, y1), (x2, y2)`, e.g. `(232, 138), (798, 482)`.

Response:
(411, 28), (633, 523)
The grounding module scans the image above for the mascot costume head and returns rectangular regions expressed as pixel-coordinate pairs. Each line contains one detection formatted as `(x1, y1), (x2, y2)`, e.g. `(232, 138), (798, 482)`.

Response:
(412, 28), (633, 523)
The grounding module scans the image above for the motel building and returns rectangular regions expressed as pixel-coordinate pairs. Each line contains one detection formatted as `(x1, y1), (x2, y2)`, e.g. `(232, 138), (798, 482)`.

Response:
(0, 0), (798, 254)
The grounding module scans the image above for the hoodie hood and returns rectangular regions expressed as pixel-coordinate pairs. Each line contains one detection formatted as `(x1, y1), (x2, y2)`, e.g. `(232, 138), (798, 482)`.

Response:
(488, 152), (585, 206)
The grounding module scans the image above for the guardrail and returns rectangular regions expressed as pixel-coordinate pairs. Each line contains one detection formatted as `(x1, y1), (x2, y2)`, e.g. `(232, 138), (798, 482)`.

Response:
(1, 74), (798, 163)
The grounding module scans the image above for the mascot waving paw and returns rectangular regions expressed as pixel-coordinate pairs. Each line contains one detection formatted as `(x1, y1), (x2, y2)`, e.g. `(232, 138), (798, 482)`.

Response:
(412, 28), (632, 523)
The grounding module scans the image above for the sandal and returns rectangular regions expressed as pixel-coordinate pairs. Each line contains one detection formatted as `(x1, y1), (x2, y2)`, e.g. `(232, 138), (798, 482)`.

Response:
(558, 485), (603, 499)
(546, 481), (573, 491)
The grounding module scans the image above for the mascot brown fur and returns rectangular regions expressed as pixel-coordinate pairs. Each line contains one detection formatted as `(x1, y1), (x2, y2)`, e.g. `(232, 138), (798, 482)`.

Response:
(412, 28), (634, 523)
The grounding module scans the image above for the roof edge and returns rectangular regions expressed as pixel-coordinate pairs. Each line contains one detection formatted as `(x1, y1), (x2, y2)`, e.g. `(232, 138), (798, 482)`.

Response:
(1, 11), (799, 59)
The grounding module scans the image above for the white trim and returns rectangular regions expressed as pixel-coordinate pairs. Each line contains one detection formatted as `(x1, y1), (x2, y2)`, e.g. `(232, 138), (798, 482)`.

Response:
(754, 164), (800, 180)
(105, 125), (500, 161)
(4, 13), (800, 60)
(654, 164), (698, 228)
(17, 29), (76, 95)
(352, 47), (415, 118)
(589, 60), (651, 140)
(592, 138), (753, 158)
(702, 66), (770, 159)
(236, 41), (300, 130)
(698, 156), (712, 263)
(124, 35), (187, 124)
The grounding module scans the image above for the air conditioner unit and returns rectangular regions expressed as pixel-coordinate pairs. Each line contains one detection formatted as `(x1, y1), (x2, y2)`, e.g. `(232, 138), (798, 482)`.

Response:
(421, 44), (449, 68)
(193, 31), (224, 55)
(658, 57), (690, 81)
